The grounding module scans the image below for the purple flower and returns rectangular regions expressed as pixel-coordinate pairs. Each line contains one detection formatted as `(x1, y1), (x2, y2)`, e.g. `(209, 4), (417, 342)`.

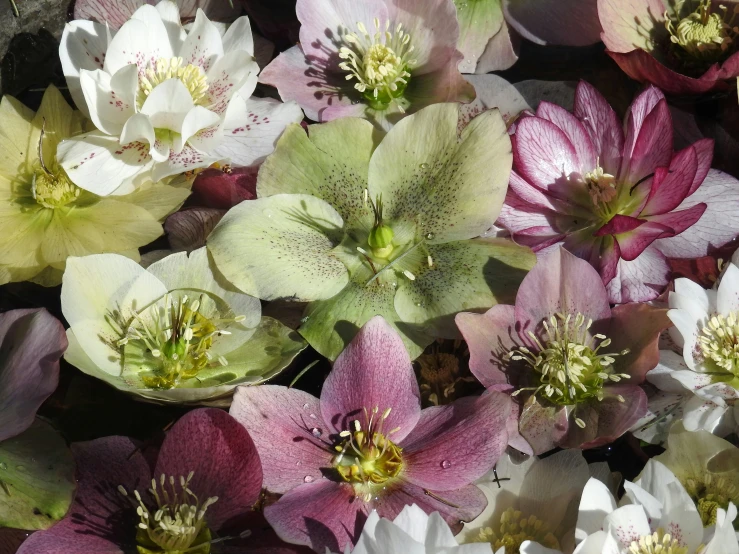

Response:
(230, 316), (512, 553)
(498, 81), (739, 303)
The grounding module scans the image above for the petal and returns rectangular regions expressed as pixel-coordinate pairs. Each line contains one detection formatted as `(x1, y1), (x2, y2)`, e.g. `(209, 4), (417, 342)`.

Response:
(221, 15), (254, 56)
(518, 396), (570, 455)
(605, 245), (670, 303)
(682, 394), (729, 433)
(73, 0), (143, 29)
(0, 309), (66, 442)
(79, 65), (137, 135)
(60, 20), (110, 116)
(140, 79), (194, 130)
(622, 98), (673, 186)
(603, 505), (651, 549)
(598, 0), (665, 53)
(120, 112), (155, 148)
(463, 74), (531, 124)
(717, 263), (739, 314)
(178, 8), (223, 72)
(642, 203), (707, 237)
(536, 101), (597, 171)
(165, 207), (225, 251)
(204, 50), (259, 116)
(190, 165), (258, 209)
(104, 9), (174, 75)
(369, 103), (512, 242)
(608, 303), (669, 381)
(229, 385), (332, 494)
(320, 316), (421, 440)
(573, 81), (624, 176)
(576, 478), (617, 539)
(456, 0), (505, 73)
(477, 19), (521, 72)
(503, 0), (601, 46)
(570, 385), (648, 449)
(641, 146), (698, 216)
(152, 144), (220, 182)
(613, 220), (672, 261)
(401, 390), (511, 490)
(176, 107), (222, 153)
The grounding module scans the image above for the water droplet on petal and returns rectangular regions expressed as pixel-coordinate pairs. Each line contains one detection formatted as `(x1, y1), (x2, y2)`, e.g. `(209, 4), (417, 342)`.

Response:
(419, 162), (429, 170)
(304, 475), (314, 483)
(311, 427), (322, 438)
(426, 233), (435, 240)
(262, 209), (275, 218)
(15, 465), (25, 472)
(309, 413), (317, 419)
(0, 462), (6, 470)
(303, 403), (310, 410)
(440, 460), (451, 469)
(296, 461), (302, 466)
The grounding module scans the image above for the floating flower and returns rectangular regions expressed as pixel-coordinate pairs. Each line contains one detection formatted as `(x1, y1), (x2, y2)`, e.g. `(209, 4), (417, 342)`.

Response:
(58, 0), (303, 195)
(457, 247), (669, 454)
(17, 408), (271, 553)
(208, 102), (534, 361)
(259, 0), (474, 130)
(574, 461), (739, 554)
(498, 81), (739, 303)
(599, 0), (739, 95)
(0, 85), (187, 286)
(61, 247), (306, 404)
(230, 316), (513, 553)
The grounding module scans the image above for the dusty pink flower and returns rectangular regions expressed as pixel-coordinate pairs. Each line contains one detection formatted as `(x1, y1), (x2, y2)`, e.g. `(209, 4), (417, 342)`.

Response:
(599, 0), (739, 95)
(498, 81), (739, 303)
(229, 316), (512, 553)
(456, 247), (669, 455)
(259, 0), (474, 130)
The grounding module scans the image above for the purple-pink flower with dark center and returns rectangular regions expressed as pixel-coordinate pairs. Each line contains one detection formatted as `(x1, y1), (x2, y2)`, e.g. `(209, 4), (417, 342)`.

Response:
(498, 81), (739, 303)
(456, 247), (670, 455)
(229, 316), (512, 553)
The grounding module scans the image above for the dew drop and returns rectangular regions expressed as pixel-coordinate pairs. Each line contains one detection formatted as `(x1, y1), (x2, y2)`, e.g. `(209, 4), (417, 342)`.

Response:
(426, 233), (435, 240)
(304, 475), (315, 483)
(296, 461), (302, 466)
(262, 209), (275, 218)
(309, 413), (317, 419)
(300, 316), (310, 324)
(419, 162), (429, 170)
(311, 427), (322, 438)
(440, 460), (451, 469)
(0, 462), (6, 470)
(303, 403), (310, 410)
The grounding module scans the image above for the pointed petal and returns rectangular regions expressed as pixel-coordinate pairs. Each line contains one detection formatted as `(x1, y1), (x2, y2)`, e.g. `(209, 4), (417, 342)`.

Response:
(104, 9), (174, 75)
(641, 146), (698, 216)
(573, 81), (624, 176)
(613, 220), (673, 261)
(79, 65), (137, 135)
(518, 395), (570, 455)
(153, 144), (219, 182)
(204, 50), (259, 116)
(73, 0), (143, 30)
(536, 101), (597, 171)
(179, 8), (223, 72)
(623, 98), (673, 186)
(60, 20), (109, 116)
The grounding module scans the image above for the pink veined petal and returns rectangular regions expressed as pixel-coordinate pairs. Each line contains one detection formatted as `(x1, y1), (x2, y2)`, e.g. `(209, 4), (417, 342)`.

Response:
(642, 203), (707, 236)
(229, 385), (333, 495)
(613, 220), (673, 262)
(598, 0), (667, 53)
(605, 245), (670, 303)
(560, 230), (619, 285)
(503, 0), (601, 47)
(17, 437), (150, 554)
(573, 81), (624, 176)
(518, 396), (570, 455)
(74, 0), (144, 29)
(154, 408), (263, 530)
(536, 100), (597, 172)
(622, 98), (673, 186)
(689, 138), (714, 195)
(0, 309), (66, 443)
(595, 214), (646, 236)
(640, 146), (698, 216)
(263, 480), (367, 553)
(320, 316), (421, 441)
(400, 391), (511, 491)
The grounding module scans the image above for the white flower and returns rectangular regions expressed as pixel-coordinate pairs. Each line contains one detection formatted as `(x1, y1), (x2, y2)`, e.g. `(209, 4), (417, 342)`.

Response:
(57, 0), (302, 195)
(573, 461), (739, 554)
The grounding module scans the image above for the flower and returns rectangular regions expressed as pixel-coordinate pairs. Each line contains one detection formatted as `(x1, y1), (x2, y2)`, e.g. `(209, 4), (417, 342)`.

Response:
(259, 0), (474, 130)
(17, 408), (270, 553)
(456, 247), (669, 454)
(0, 85), (187, 286)
(648, 264), (739, 436)
(58, 0), (303, 195)
(599, 0), (739, 95)
(574, 461), (739, 554)
(208, 102), (535, 361)
(60, 247), (306, 404)
(229, 316), (513, 553)
(498, 81), (739, 303)
(73, 0), (241, 29)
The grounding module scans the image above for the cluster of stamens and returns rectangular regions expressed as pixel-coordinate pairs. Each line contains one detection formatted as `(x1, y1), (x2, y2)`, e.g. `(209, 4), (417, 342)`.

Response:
(137, 57), (209, 108)
(628, 529), (688, 554)
(339, 19), (417, 110)
(119, 472), (217, 553)
(665, 0), (739, 67)
(698, 312), (739, 377)
(684, 474), (738, 526)
(475, 508), (560, 553)
(583, 163), (618, 207)
(508, 313), (630, 422)
(333, 407), (403, 501)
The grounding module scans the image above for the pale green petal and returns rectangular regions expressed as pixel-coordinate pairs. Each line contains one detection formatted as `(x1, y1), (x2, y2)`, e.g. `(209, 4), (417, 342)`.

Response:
(117, 182), (191, 221)
(368, 103), (512, 243)
(0, 419), (75, 530)
(258, 120), (377, 230)
(0, 205), (47, 266)
(40, 210), (105, 264)
(31, 86), (84, 164)
(28, 266), (65, 287)
(394, 238), (535, 337)
(457, 0), (505, 73)
(0, 95), (36, 180)
(208, 194), (349, 302)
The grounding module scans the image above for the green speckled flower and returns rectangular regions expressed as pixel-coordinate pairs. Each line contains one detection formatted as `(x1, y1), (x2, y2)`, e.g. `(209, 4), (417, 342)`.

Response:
(208, 103), (535, 360)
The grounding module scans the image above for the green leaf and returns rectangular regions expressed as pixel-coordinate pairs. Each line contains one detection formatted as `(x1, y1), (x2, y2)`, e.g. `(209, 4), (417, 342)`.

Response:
(0, 419), (75, 530)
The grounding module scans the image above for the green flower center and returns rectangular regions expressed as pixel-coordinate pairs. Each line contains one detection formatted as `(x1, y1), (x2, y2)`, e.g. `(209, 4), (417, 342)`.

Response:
(339, 19), (416, 110)
(33, 167), (80, 208)
(119, 472), (217, 554)
(698, 312), (739, 378)
(684, 474), (739, 526)
(628, 529), (688, 554)
(137, 57), (209, 109)
(333, 407), (404, 501)
(665, 0), (738, 67)
(508, 313), (630, 418)
(474, 508), (560, 554)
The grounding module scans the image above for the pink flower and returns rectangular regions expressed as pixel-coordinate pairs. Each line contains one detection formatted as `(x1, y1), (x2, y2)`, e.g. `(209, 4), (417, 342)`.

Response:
(259, 0), (474, 130)
(229, 316), (512, 553)
(456, 247), (669, 455)
(498, 81), (739, 303)
(599, 0), (739, 95)
(73, 0), (241, 29)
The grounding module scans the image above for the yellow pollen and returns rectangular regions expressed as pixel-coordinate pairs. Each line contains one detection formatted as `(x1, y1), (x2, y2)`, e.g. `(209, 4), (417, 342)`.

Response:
(33, 168), (81, 208)
(137, 57), (209, 108)
(584, 165), (617, 206)
(684, 474), (738, 526)
(665, 0), (739, 66)
(698, 311), (739, 377)
(474, 508), (560, 553)
(628, 529), (688, 554)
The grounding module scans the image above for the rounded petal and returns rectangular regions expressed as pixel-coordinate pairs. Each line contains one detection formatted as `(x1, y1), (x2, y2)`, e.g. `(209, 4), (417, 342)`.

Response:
(456, 0), (505, 73)
(103, 9), (174, 75)
(598, 0), (666, 52)
(60, 20), (110, 116)
(608, 303), (670, 381)
(605, 245), (670, 303)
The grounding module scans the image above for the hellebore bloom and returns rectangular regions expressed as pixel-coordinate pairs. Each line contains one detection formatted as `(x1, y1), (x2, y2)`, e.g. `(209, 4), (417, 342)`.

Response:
(498, 81), (739, 303)
(259, 0), (475, 130)
(208, 102), (535, 361)
(599, 0), (739, 95)
(17, 408), (269, 554)
(230, 316), (513, 553)
(58, 0), (303, 194)
(61, 248), (306, 404)
(456, 247), (669, 454)
(0, 309), (75, 531)
(0, 85), (187, 286)
(574, 462), (739, 554)
(74, 0), (241, 29)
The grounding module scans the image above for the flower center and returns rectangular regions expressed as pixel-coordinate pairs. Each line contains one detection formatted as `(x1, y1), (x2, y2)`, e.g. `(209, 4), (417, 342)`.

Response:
(339, 19), (416, 110)
(665, 0), (738, 67)
(628, 529), (688, 554)
(137, 57), (209, 108)
(32, 168), (81, 208)
(333, 407), (403, 501)
(508, 313), (630, 415)
(584, 165), (618, 207)
(116, 293), (246, 390)
(474, 508), (560, 554)
(119, 472), (217, 554)
(684, 474), (739, 526)
(698, 312), (739, 378)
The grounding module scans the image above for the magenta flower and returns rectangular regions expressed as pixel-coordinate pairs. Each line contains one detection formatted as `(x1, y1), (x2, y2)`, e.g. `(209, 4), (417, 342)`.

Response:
(599, 0), (739, 95)
(18, 408), (285, 554)
(456, 247), (669, 455)
(259, 0), (474, 130)
(498, 81), (739, 303)
(229, 316), (511, 553)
